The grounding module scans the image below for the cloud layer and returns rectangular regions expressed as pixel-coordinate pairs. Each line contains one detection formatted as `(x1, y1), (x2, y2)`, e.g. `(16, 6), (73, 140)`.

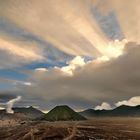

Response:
(12, 42), (140, 110)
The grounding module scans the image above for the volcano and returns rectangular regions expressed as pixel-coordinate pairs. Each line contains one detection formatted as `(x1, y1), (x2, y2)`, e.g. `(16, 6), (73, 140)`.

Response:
(42, 105), (86, 121)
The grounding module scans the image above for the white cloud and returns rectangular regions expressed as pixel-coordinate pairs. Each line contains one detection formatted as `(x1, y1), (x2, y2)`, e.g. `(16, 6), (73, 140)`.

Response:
(61, 56), (86, 75)
(35, 68), (48, 72)
(13, 80), (33, 87)
(23, 82), (32, 86)
(115, 96), (140, 107)
(94, 102), (112, 110)
(68, 56), (86, 66)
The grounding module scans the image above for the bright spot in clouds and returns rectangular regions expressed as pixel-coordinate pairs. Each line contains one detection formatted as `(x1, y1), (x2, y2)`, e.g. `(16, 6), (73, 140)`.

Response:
(61, 56), (86, 75)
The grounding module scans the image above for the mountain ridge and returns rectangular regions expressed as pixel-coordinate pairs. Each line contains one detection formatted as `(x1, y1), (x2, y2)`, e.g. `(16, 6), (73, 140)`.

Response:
(79, 105), (140, 118)
(0, 106), (44, 120)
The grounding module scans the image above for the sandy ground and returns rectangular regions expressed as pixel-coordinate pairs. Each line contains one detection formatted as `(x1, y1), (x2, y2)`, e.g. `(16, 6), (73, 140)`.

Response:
(0, 117), (140, 140)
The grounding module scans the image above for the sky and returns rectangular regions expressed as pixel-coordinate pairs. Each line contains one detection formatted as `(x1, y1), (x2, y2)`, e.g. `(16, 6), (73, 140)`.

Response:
(0, 0), (140, 111)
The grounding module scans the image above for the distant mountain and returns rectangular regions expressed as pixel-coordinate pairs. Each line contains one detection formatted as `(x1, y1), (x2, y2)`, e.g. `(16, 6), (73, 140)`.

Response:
(0, 106), (44, 120)
(42, 105), (86, 121)
(79, 105), (140, 118)
(13, 106), (44, 119)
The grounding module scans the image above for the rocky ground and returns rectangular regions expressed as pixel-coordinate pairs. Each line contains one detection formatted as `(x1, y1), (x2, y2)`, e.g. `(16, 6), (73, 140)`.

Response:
(0, 118), (140, 140)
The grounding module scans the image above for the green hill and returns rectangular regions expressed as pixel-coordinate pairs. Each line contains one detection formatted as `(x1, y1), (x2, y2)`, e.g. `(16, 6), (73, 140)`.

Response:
(42, 105), (86, 121)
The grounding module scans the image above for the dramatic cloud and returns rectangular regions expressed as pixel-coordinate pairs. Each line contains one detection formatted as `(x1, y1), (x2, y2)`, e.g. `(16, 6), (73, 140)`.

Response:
(0, 0), (129, 70)
(94, 102), (112, 110)
(15, 42), (140, 110)
(0, 0), (127, 58)
(0, 0), (140, 110)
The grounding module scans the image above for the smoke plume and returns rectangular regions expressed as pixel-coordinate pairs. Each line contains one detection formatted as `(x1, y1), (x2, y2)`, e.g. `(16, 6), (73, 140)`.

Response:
(6, 96), (21, 114)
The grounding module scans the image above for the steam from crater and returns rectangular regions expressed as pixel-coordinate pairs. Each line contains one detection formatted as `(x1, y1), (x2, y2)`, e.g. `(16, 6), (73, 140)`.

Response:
(6, 96), (22, 114)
